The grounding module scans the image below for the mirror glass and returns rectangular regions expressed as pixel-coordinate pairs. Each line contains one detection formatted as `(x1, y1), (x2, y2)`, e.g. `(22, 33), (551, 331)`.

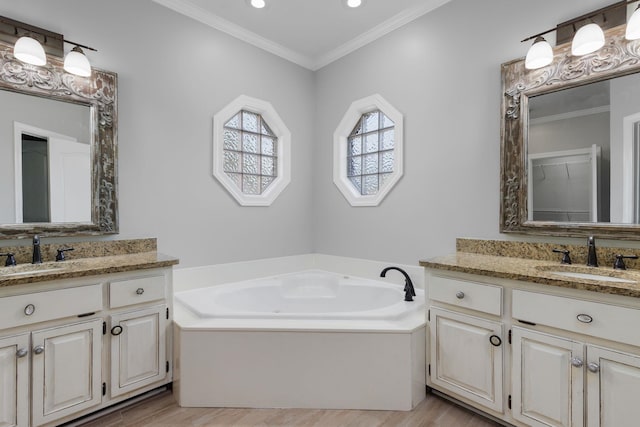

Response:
(527, 72), (640, 225)
(0, 90), (92, 225)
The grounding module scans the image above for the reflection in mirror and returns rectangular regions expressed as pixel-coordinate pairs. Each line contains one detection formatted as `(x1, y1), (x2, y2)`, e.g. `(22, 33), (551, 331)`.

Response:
(527, 73), (640, 224)
(0, 90), (91, 225)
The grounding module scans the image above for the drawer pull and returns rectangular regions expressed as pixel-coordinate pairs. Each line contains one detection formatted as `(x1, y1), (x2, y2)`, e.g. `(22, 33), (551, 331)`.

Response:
(111, 325), (123, 336)
(577, 314), (593, 324)
(33, 345), (44, 355)
(136, 288), (145, 295)
(24, 304), (35, 316)
(455, 291), (465, 299)
(16, 348), (28, 358)
(570, 357), (584, 368)
(489, 335), (502, 347)
(587, 362), (600, 373)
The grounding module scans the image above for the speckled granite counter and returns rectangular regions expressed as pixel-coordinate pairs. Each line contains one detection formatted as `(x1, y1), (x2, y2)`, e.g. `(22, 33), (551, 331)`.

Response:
(0, 238), (178, 287)
(421, 239), (640, 298)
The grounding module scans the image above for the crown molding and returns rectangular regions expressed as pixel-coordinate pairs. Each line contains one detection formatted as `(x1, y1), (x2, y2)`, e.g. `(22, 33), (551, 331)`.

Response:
(153, 0), (451, 71)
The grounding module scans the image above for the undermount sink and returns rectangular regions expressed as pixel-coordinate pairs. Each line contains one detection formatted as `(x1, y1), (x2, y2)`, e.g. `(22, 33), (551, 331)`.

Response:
(547, 270), (636, 284)
(0, 263), (68, 277)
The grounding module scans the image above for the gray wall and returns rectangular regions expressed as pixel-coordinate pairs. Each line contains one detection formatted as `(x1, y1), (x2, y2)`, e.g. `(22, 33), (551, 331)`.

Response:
(312, 0), (616, 264)
(0, 0), (315, 267)
(0, 0), (623, 267)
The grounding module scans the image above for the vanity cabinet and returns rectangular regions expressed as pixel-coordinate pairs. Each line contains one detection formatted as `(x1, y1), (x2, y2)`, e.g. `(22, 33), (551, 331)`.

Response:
(0, 267), (173, 427)
(425, 269), (640, 427)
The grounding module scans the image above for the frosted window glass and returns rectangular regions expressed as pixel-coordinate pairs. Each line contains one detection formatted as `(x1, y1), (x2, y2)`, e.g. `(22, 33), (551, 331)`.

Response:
(224, 129), (241, 151)
(226, 113), (241, 129)
(243, 175), (260, 195)
(222, 109), (279, 194)
(243, 133), (258, 153)
(345, 109), (395, 196)
(242, 111), (258, 132)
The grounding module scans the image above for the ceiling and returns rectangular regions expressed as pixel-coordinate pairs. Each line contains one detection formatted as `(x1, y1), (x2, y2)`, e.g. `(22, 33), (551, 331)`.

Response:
(153, 0), (452, 70)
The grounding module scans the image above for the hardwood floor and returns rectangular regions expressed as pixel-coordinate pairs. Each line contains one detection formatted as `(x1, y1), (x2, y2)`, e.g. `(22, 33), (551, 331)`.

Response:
(76, 390), (501, 427)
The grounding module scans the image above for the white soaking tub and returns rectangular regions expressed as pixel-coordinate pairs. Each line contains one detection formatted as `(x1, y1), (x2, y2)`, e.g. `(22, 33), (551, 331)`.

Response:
(173, 270), (426, 411)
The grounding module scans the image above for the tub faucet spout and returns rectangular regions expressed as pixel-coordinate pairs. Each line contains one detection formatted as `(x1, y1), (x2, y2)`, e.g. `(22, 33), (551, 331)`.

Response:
(380, 266), (416, 302)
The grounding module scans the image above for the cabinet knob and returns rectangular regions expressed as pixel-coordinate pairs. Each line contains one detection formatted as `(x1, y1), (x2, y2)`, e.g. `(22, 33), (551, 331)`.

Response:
(33, 345), (44, 355)
(570, 357), (584, 368)
(16, 348), (28, 358)
(136, 287), (145, 295)
(111, 325), (123, 336)
(577, 314), (593, 324)
(455, 291), (465, 299)
(587, 362), (600, 373)
(489, 334), (502, 347)
(24, 304), (35, 316)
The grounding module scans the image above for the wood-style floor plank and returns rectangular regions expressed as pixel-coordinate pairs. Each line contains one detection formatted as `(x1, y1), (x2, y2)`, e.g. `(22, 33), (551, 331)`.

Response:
(77, 391), (501, 427)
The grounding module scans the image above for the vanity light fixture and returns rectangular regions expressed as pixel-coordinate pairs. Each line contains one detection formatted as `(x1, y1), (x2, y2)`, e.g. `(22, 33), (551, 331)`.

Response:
(626, 4), (640, 39)
(346, 0), (363, 7)
(250, 0), (266, 8)
(0, 15), (97, 77)
(521, 0), (638, 70)
(13, 35), (46, 65)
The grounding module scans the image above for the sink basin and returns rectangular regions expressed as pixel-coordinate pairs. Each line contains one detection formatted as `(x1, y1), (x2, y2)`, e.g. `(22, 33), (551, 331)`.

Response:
(547, 271), (636, 284)
(0, 263), (68, 277)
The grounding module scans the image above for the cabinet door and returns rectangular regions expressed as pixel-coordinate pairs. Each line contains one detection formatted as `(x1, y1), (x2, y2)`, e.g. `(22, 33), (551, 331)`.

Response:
(110, 305), (167, 397)
(586, 345), (640, 427)
(0, 334), (29, 427)
(429, 307), (504, 412)
(511, 327), (584, 427)
(31, 319), (103, 427)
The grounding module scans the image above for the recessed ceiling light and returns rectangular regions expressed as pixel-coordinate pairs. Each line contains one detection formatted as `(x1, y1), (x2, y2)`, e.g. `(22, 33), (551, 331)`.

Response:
(346, 0), (362, 8)
(251, 0), (266, 8)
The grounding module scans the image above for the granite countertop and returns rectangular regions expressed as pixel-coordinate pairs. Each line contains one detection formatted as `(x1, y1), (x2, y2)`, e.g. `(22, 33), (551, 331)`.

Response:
(421, 252), (640, 298)
(0, 251), (179, 288)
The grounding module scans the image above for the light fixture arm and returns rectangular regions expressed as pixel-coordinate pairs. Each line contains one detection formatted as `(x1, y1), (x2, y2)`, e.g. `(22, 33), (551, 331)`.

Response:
(63, 39), (97, 53)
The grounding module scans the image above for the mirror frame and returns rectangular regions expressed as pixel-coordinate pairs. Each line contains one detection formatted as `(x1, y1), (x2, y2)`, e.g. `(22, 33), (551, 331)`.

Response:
(0, 39), (117, 239)
(501, 24), (640, 240)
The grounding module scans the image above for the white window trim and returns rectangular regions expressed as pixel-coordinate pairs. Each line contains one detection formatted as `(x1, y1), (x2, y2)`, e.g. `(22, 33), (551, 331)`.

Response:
(333, 94), (404, 206)
(213, 95), (291, 206)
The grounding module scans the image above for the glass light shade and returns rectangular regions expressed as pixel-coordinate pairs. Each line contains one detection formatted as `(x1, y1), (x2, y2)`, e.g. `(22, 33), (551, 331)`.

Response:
(347, 0), (362, 7)
(572, 23), (605, 56)
(13, 36), (46, 66)
(525, 37), (553, 70)
(250, 0), (265, 8)
(626, 6), (640, 40)
(64, 47), (91, 77)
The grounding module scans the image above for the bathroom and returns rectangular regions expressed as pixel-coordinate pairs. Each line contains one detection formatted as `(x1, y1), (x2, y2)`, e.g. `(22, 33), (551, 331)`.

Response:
(1, 0), (640, 425)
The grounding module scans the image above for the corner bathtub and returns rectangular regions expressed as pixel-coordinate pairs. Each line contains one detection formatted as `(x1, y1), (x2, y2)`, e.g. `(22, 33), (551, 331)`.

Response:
(173, 270), (427, 411)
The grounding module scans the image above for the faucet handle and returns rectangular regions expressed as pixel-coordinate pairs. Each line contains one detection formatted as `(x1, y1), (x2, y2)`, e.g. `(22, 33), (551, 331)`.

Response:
(552, 248), (572, 265)
(613, 254), (639, 270)
(55, 247), (74, 262)
(0, 252), (16, 267)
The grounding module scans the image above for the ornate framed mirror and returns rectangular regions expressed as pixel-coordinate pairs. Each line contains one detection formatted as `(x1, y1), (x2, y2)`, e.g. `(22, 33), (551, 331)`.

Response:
(0, 39), (117, 239)
(501, 24), (640, 239)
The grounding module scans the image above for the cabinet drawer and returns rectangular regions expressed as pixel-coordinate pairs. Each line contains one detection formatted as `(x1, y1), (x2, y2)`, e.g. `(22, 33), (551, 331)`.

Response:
(110, 275), (165, 308)
(512, 290), (640, 347)
(0, 284), (102, 330)
(429, 275), (502, 316)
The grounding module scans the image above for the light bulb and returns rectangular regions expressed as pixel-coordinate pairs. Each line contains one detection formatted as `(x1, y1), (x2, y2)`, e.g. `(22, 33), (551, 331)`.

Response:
(251, 0), (266, 8)
(525, 36), (553, 70)
(347, 0), (362, 7)
(13, 36), (46, 66)
(64, 46), (91, 77)
(626, 5), (640, 40)
(572, 23), (605, 56)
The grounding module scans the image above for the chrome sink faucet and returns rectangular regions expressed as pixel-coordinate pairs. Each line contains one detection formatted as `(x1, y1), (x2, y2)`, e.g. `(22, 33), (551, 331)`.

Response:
(587, 236), (598, 267)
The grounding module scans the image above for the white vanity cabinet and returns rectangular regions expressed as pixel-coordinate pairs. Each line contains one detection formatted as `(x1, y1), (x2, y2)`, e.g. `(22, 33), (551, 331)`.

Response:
(427, 275), (505, 414)
(0, 267), (173, 427)
(426, 269), (640, 427)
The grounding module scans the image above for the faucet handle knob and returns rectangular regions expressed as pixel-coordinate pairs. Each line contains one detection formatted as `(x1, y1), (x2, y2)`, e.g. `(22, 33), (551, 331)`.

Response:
(552, 248), (572, 265)
(613, 254), (639, 270)
(0, 252), (16, 266)
(55, 247), (74, 262)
